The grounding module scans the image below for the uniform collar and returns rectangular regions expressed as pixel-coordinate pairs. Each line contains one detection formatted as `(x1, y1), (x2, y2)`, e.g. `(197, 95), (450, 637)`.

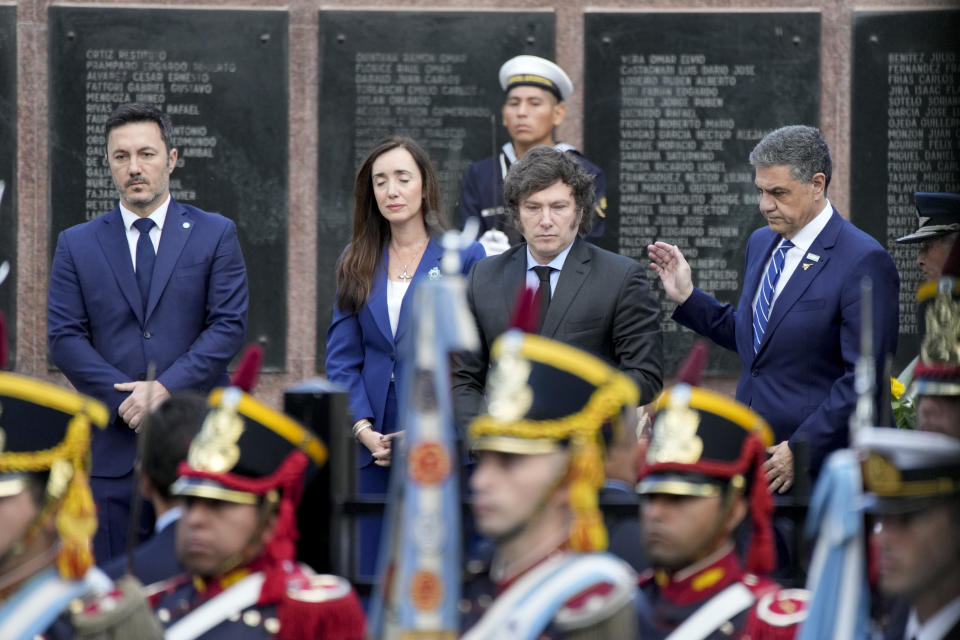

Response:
(192, 556), (267, 601)
(654, 545), (742, 606)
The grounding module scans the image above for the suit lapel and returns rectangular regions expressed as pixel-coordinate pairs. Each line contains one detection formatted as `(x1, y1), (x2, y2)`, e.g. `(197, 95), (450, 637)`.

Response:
(542, 238), (591, 337)
(395, 239), (442, 346)
(146, 201), (193, 319)
(369, 247), (394, 346)
(95, 208), (144, 325)
(759, 211), (840, 353)
(501, 245), (527, 315)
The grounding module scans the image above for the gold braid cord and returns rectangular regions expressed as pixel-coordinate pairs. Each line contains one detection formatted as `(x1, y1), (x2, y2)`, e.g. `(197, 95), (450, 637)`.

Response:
(0, 413), (97, 580)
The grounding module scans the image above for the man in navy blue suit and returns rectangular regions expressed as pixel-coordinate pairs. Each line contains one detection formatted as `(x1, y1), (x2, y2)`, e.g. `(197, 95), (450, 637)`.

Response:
(48, 103), (248, 562)
(101, 391), (206, 584)
(648, 125), (899, 491)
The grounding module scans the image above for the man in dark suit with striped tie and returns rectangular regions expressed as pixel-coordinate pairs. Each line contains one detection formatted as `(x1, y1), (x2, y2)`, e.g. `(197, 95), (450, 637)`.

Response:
(648, 125), (900, 491)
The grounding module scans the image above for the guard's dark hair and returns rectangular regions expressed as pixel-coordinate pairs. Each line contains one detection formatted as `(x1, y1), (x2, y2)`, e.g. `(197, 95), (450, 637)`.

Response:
(142, 392), (207, 500)
(503, 146), (595, 236)
(335, 136), (448, 314)
(749, 125), (832, 194)
(105, 103), (175, 154)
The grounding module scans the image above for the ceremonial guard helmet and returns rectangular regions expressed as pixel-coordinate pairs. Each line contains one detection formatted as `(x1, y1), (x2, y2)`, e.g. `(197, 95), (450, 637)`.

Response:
(0, 372), (107, 578)
(469, 329), (639, 551)
(637, 383), (777, 573)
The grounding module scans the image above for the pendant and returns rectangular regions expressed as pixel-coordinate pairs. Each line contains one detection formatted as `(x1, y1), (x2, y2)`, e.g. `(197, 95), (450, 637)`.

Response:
(399, 265), (411, 282)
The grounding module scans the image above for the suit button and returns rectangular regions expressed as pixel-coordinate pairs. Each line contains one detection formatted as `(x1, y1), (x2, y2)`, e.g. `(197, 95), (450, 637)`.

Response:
(137, 373), (146, 381)
(390, 353), (396, 361)
(751, 368), (759, 377)
(144, 331), (152, 339)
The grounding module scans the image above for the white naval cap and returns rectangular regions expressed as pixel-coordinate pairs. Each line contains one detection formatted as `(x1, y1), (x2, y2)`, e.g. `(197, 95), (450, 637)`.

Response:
(499, 55), (573, 102)
(855, 426), (960, 513)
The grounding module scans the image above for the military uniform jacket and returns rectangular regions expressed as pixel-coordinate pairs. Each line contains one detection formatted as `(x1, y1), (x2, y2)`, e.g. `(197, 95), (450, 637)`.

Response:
(0, 566), (114, 640)
(635, 549), (809, 640)
(151, 562), (365, 640)
(460, 550), (637, 639)
(458, 143), (608, 243)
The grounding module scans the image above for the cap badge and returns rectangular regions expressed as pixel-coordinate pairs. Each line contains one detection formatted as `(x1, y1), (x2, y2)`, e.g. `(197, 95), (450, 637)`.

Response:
(647, 388), (703, 464)
(486, 348), (533, 422)
(188, 396), (245, 473)
(862, 452), (901, 495)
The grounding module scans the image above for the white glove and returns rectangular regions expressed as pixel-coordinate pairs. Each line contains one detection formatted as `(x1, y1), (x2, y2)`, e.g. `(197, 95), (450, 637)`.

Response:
(478, 229), (510, 256)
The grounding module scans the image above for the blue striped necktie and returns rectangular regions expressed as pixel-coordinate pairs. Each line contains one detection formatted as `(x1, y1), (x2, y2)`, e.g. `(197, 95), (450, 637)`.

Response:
(752, 239), (793, 354)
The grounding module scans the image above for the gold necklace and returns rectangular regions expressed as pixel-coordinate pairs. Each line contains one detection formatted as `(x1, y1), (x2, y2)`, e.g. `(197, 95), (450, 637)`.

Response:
(392, 237), (427, 282)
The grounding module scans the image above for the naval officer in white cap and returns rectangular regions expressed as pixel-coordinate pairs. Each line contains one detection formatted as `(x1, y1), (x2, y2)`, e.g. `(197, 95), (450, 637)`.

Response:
(459, 54), (608, 253)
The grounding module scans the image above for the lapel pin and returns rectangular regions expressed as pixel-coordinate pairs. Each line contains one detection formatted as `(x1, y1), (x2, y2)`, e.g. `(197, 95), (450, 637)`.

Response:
(182, 221), (191, 229)
(802, 263), (812, 271)
(806, 252), (820, 262)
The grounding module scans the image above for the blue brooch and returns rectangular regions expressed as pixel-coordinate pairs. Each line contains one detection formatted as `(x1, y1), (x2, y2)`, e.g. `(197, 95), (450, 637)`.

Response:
(427, 267), (442, 280)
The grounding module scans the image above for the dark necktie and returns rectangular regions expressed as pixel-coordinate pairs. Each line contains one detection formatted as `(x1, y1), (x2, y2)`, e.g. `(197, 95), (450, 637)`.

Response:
(533, 266), (553, 332)
(752, 239), (793, 353)
(133, 217), (156, 313)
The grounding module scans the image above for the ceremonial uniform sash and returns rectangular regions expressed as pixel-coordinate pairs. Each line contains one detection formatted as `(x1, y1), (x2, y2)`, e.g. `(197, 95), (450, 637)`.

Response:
(462, 552), (634, 640)
(0, 566), (111, 640)
(165, 571), (265, 640)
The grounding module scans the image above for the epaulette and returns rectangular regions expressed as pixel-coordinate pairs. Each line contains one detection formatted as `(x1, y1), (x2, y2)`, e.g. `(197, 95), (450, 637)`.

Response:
(73, 575), (165, 639)
(285, 570), (354, 603)
(281, 567), (367, 639)
(745, 586), (811, 636)
(554, 576), (636, 631)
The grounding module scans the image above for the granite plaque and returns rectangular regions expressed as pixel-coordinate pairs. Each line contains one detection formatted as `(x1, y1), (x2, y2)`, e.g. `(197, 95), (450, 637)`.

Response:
(851, 10), (960, 370)
(316, 10), (554, 367)
(585, 12), (820, 376)
(49, 8), (288, 368)
(0, 7), (15, 365)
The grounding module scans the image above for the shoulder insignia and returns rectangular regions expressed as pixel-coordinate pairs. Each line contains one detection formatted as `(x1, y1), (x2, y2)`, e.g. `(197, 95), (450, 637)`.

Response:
(286, 573), (352, 603)
(554, 579), (635, 630)
(755, 588), (810, 627)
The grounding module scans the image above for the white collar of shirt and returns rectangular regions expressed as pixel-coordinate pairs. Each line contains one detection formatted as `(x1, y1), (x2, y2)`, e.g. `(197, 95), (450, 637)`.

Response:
(155, 505), (182, 534)
(906, 594), (960, 640)
(751, 199), (833, 310)
(524, 240), (574, 295)
(787, 199), (833, 257)
(120, 195), (171, 269)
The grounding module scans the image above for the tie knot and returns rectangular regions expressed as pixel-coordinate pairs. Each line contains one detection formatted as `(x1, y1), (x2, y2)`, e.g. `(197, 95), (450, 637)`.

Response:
(779, 239), (794, 251)
(533, 265), (552, 284)
(133, 218), (156, 235)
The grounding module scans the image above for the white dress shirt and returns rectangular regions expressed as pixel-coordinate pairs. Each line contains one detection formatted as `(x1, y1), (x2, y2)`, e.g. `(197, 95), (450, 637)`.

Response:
(905, 594), (960, 640)
(119, 195), (171, 271)
(525, 241), (575, 296)
(751, 200), (833, 313)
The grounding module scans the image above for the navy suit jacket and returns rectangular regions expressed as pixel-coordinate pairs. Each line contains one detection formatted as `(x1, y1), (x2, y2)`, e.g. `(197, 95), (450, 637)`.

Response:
(673, 209), (899, 477)
(48, 201), (248, 477)
(101, 518), (182, 585)
(325, 238), (485, 463)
